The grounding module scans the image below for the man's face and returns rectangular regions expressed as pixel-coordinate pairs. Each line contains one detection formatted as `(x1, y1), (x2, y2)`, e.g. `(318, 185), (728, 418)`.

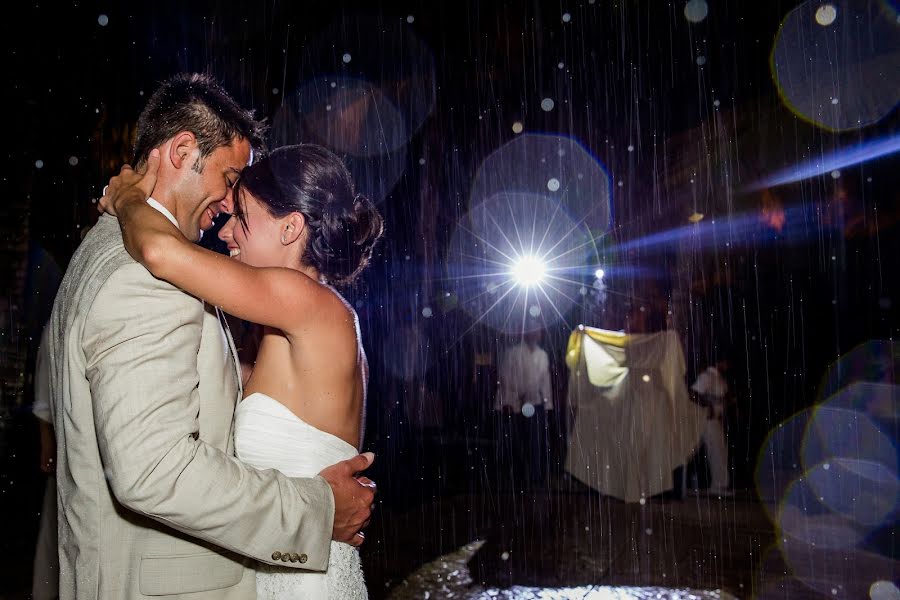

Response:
(174, 138), (252, 241)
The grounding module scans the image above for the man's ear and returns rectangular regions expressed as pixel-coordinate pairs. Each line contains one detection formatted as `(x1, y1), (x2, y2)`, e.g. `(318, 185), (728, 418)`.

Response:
(169, 131), (198, 170)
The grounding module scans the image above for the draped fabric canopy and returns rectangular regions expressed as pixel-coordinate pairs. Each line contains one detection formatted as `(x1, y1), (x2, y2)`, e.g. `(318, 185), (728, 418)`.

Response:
(565, 326), (706, 502)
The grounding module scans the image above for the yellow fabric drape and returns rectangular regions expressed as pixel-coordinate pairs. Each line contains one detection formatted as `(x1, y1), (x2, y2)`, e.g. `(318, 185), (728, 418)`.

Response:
(565, 325), (630, 370)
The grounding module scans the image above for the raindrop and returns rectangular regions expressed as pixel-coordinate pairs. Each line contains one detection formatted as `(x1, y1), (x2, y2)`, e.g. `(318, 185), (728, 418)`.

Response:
(521, 403), (536, 418)
(422, 307), (433, 318)
(645, 528), (653, 535)
(562, 12), (572, 23)
(547, 178), (561, 192)
(557, 62), (565, 69)
(138, 91), (144, 96)
(272, 88), (280, 95)
(696, 55), (707, 66)
(68, 156), (78, 166)
(342, 52), (352, 63)
(35, 160), (44, 169)
(831, 170), (841, 179)
(684, 0), (709, 23)
(815, 4), (838, 26)
(713, 99), (721, 107)
(406, 15), (415, 23)
(528, 305), (541, 317)
(540, 98), (555, 111)
(330, 81), (337, 88)
(642, 374), (651, 383)
(511, 121), (524, 134)
(500, 552), (510, 561)
(418, 158), (426, 165)
(831, 97), (839, 105)
(639, 497), (646, 505)
(98, 14), (109, 26)
(627, 144), (634, 152)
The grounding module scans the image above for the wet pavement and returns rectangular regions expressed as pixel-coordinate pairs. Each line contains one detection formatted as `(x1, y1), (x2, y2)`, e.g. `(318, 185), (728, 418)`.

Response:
(385, 540), (738, 599)
(361, 481), (776, 600)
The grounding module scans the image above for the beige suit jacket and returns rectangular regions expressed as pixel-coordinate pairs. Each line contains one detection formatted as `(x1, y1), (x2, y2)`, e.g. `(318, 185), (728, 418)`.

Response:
(47, 215), (335, 598)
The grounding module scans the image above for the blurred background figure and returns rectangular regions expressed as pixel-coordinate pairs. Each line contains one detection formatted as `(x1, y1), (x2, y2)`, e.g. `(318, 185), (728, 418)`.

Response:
(690, 355), (733, 496)
(495, 328), (554, 488)
(31, 323), (58, 600)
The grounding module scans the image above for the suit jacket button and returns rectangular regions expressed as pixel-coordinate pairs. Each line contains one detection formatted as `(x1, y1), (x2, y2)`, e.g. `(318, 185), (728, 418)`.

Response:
(298, 553), (308, 564)
(281, 553), (290, 562)
(271, 551), (282, 561)
(290, 552), (300, 562)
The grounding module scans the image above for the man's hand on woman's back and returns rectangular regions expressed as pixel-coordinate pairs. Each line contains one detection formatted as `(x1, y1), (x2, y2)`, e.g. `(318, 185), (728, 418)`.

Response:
(319, 452), (376, 547)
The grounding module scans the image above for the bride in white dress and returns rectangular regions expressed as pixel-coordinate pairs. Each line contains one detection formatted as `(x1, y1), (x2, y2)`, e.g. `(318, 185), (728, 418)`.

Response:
(101, 144), (384, 599)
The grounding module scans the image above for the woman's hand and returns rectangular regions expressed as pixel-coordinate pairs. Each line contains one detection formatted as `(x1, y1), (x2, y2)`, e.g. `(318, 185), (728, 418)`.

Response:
(98, 148), (161, 217)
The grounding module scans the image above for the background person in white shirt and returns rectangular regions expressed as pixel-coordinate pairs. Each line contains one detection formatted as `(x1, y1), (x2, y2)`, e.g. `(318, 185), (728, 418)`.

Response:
(495, 329), (554, 487)
(690, 357), (732, 495)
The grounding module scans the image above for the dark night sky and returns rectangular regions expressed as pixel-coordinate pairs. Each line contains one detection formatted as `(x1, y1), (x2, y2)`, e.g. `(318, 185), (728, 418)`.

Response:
(6, 0), (900, 425)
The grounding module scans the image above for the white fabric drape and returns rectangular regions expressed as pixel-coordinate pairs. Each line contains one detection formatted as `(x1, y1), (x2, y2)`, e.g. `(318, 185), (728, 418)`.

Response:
(565, 328), (706, 502)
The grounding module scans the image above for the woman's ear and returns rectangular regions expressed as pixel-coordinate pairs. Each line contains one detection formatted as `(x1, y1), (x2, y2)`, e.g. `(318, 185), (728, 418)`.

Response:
(281, 212), (306, 245)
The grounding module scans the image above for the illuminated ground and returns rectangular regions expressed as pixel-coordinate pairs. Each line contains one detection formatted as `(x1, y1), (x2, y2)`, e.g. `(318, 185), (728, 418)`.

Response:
(361, 479), (782, 600)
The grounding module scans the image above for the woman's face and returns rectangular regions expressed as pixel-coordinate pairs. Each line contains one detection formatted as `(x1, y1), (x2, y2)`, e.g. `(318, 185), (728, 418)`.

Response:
(218, 191), (287, 268)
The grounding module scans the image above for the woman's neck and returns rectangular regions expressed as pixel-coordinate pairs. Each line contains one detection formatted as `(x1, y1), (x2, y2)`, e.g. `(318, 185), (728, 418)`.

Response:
(298, 264), (323, 283)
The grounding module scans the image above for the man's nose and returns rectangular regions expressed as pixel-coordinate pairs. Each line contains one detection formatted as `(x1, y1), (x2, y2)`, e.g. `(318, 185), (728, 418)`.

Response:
(220, 190), (235, 215)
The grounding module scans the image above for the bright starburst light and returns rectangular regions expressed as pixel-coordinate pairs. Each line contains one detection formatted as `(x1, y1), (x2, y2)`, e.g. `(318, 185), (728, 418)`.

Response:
(447, 192), (600, 335)
(511, 256), (547, 287)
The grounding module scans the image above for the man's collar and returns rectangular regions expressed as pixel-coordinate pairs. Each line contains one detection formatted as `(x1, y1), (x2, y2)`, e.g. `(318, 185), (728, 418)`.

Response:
(146, 197), (178, 228)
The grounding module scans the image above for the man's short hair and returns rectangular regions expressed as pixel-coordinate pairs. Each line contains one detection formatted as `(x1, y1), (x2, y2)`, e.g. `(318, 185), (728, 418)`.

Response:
(133, 73), (266, 170)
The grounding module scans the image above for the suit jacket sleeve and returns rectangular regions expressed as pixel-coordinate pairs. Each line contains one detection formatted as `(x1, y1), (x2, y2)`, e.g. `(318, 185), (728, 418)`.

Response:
(83, 263), (335, 570)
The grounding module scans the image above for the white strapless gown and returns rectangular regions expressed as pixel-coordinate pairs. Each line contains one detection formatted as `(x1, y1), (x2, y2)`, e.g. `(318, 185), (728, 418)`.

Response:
(235, 392), (367, 599)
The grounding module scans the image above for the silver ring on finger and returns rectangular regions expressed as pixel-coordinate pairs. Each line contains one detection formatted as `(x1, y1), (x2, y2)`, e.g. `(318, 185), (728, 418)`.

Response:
(103, 185), (109, 195)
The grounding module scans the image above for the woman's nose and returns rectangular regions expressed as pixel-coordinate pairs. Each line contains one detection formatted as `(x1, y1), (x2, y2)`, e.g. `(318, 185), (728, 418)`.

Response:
(218, 216), (236, 243)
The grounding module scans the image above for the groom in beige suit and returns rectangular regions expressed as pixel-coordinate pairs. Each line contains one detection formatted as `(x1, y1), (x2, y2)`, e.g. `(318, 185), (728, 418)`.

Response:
(47, 73), (375, 598)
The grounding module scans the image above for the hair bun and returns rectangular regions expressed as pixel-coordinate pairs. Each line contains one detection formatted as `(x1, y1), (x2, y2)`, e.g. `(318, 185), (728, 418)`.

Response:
(350, 193), (383, 247)
(312, 189), (383, 286)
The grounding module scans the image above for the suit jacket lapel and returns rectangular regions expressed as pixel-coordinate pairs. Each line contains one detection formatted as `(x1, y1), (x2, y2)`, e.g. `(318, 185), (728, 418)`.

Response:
(215, 306), (243, 400)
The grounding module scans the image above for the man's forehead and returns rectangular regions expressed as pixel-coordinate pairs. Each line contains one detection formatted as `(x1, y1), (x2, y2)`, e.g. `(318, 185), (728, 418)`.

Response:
(218, 138), (252, 169)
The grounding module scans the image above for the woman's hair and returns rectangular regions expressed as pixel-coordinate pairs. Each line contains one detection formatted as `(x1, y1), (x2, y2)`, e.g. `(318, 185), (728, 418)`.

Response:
(233, 144), (384, 286)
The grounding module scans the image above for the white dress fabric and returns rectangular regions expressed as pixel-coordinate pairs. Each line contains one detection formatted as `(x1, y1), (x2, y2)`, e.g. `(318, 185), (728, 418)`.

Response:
(235, 392), (367, 599)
